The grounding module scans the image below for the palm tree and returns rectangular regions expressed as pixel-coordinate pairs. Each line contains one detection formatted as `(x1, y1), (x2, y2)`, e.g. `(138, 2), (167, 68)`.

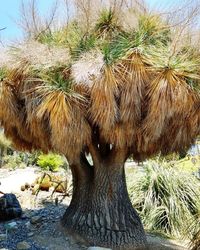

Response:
(0, 1), (200, 249)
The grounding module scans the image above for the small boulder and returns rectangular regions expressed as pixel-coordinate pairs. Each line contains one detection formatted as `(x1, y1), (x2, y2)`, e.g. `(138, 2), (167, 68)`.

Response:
(0, 194), (22, 221)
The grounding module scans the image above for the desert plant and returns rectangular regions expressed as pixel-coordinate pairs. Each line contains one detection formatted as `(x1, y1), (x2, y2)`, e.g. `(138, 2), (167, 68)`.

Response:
(32, 172), (68, 195)
(127, 163), (200, 238)
(0, 0), (200, 248)
(37, 153), (64, 172)
(2, 153), (26, 169)
(0, 130), (12, 157)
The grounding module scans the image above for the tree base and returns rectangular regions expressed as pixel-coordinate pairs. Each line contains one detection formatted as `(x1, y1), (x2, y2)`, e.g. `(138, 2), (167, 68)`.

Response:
(61, 163), (148, 250)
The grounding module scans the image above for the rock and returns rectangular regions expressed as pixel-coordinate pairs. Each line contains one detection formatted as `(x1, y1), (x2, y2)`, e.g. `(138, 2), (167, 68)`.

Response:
(25, 183), (30, 189)
(16, 241), (31, 249)
(0, 234), (7, 241)
(0, 194), (22, 221)
(21, 214), (28, 220)
(30, 215), (42, 224)
(88, 248), (112, 250)
(0, 197), (7, 208)
(21, 186), (26, 191)
(25, 221), (31, 229)
(4, 222), (17, 230)
(27, 232), (34, 237)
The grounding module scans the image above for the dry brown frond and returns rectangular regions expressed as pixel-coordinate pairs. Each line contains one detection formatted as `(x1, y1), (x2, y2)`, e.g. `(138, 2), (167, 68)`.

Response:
(0, 83), (19, 126)
(36, 89), (91, 158)
(0, 85), (38, 152)
(139, 69), (200, 155)
(89, 66), (120, 131)
(119, 51), (149, 126)
(101, 122), (136, 148)
(0, 64), (52, 152)
(22, 81), (52, 152)
(159, 93), (200, 155)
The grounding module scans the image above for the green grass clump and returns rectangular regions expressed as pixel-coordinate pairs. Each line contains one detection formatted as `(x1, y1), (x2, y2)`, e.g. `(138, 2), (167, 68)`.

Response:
(127, 163), (200, 238)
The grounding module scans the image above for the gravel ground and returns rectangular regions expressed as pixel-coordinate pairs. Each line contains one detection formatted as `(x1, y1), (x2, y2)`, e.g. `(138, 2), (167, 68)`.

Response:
(0, 189), (87, 250)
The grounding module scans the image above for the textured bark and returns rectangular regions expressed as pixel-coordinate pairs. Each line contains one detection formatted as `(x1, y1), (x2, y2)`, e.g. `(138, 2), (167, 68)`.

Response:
(62, 157), (147, 250)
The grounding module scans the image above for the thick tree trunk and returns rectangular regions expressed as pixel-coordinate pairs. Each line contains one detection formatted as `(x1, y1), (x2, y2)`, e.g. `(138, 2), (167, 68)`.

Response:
(62, 159), (147, 250)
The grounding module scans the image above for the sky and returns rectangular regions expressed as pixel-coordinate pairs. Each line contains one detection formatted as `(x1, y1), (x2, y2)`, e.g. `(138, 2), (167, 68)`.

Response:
(0, 0), (181, 44)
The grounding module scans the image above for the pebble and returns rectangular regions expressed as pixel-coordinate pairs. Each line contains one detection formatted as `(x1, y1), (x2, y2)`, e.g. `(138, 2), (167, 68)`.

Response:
(16, 241), (31, 249)
(25, 221), (31, 229)
(27, 232), (34, 237)
(30, 216), (42, 224)
(4, 222), (17, 231)
(0, 234), (6, 241)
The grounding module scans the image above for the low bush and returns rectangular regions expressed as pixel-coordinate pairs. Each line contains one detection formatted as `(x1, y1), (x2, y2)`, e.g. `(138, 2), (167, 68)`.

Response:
(127, 162), (200, 238)
(3, 154), (26, 169)
(37, 153), (64, 172)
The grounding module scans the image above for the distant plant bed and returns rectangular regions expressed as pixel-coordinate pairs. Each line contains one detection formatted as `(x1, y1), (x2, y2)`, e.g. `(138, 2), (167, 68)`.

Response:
(2, 154), (26, 169)
(127, 163), (200, 238)
(37, 153), (65, 172)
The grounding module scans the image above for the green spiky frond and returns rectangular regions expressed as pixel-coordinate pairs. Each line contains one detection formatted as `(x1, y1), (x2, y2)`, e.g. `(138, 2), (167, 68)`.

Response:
(95, 9), (122, 38)
(0, 2), (200, 161)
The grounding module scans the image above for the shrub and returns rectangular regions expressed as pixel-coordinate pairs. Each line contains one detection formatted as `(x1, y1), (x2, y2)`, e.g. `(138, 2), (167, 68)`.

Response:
(127, 162), (200, 238)
(37, 153), (64, 172)
(3, 154), (26, 169)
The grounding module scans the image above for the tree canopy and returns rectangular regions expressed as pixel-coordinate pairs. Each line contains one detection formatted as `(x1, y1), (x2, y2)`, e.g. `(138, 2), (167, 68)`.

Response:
(0, 0), (200, 162)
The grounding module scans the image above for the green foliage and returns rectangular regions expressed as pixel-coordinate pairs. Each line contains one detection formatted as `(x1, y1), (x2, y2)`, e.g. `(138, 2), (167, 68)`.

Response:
(0, 68), (7, 80)
(37, 21), (82, 47)
(174, 157), (200, 173)
(37, 67), (72, 91)
(72, 34), (97, 59)
(0, 131), (11, 151)
(127, 163), (200, 238)
(37, 153), (64, 172)
(95, 9), (121, 38)
(3, 154), (26, 169)
(137, 14), (171, 46)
